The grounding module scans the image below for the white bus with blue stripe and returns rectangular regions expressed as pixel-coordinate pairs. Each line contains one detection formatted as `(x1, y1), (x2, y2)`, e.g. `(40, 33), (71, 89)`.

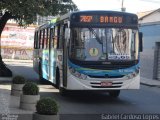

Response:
(33, 11), (143, 97)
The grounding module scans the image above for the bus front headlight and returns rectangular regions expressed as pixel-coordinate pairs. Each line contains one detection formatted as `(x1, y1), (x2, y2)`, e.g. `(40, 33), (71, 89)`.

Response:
(126, 70), (139, 79)
(69, 67), (87, 80)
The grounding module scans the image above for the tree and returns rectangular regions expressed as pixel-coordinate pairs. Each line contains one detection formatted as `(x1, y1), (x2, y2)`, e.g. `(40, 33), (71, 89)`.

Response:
(0, 0), (77, 77)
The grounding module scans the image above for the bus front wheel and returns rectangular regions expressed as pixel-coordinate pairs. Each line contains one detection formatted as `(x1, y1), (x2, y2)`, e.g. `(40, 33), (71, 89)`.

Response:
(108, 90), (120, 98)
(59, 87), (68, 96)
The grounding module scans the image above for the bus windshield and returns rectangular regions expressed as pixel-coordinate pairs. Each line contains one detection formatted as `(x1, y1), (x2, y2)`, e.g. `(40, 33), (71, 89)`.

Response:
(69, 28), (139, 61)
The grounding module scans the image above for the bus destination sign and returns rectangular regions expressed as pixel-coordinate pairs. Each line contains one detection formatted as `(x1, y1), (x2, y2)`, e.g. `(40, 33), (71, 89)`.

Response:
(70, 12), (138, 28)
(80, 15), (123, 24)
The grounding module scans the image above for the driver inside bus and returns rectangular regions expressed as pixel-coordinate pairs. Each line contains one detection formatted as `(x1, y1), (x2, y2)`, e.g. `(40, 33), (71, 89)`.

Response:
(72, 29), (85, 60)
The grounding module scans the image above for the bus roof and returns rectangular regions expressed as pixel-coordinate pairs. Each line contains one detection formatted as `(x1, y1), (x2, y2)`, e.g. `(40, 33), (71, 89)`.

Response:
(54, 10), (138, 23)
(35, 10), (138, 31)
(70, 10), (137, 16)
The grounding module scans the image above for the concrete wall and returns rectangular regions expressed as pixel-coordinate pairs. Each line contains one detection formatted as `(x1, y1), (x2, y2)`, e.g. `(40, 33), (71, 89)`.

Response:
(140, 50), (154, 79)
(1, 23), (35, 60)
(140, 23), (160, 79)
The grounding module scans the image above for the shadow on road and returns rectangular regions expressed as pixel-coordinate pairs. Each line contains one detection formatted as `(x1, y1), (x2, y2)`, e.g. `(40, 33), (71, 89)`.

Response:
(40, 90), (131, 105)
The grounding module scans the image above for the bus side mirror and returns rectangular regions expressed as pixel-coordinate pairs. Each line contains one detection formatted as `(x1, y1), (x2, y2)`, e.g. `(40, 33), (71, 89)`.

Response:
(65, 28), (70, 40)
(139, 32), (143, 52)
(65, 28), (70, 45)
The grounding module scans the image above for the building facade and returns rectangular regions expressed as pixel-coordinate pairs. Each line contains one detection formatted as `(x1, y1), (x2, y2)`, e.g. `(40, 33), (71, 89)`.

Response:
(139, 8), (160, 80)
(1, 22), (36, 60)
(1, 15), (54, 60)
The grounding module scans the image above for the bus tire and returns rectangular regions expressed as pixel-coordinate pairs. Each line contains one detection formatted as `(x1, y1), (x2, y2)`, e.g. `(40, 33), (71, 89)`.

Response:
(39, 64), (46, 84)
(55, 68), (60, 89)
(59, 87), (68, 96)
(109, 90), (120, 98)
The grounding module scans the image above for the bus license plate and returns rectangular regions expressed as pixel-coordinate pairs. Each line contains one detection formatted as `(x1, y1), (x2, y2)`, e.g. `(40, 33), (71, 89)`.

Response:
(101, 82), (112, 86)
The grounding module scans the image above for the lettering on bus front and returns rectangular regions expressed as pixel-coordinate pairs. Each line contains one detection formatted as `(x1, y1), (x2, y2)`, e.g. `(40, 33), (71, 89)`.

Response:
(80, 16), (93, 23)
(80, 15), (123, 24)
(100, 16), (123, 24)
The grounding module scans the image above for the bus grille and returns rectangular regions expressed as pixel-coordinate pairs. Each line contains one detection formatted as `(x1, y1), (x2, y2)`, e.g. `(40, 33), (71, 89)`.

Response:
(90, 82), (123, 88)
(88, 75), (124, 78)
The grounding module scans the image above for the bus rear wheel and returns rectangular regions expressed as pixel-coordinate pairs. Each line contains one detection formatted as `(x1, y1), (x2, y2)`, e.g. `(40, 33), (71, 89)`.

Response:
(108, 90), (120, 98)
(55, 68), (60, 89)
(39, 64), (46, 84)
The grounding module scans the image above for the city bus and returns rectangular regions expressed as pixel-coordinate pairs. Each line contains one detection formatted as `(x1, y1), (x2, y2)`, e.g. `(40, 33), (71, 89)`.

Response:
(33, 11), (143, 97)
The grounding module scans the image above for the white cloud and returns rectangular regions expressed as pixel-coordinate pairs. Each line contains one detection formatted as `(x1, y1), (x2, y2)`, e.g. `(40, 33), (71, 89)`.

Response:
(73, 0), (160, 13)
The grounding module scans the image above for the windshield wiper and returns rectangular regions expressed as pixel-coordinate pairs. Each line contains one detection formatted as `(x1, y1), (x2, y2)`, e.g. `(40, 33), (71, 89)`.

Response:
(88, 28), (102, 44)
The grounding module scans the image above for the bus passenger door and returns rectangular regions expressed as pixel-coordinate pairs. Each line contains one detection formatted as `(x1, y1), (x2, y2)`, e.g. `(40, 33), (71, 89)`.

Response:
(33, 31), (39, 73)
(49, 28), (56, 83)
(41, 29), (49, 80)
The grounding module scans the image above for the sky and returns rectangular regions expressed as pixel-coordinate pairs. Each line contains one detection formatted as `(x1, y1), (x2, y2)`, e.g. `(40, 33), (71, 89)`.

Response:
(72, 0), (160, 13)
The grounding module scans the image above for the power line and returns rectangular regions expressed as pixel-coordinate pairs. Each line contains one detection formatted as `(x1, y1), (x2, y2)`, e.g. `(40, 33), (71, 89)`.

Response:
(140, 0), (160, 4)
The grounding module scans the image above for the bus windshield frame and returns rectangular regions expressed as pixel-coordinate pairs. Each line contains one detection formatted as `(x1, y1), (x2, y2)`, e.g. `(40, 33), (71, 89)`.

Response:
(69, 27), (139, 62)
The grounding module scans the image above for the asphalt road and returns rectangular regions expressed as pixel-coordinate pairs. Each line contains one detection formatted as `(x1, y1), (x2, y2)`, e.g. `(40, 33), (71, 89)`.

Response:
(5, 61), (160, 120)
(40, 85), (160, 114)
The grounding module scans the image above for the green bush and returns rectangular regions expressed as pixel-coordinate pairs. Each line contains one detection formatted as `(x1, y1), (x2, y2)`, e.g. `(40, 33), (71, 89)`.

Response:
(23, 82), (39, 95)
(36, 97), (58, 115)
(12, 75), (26, 84)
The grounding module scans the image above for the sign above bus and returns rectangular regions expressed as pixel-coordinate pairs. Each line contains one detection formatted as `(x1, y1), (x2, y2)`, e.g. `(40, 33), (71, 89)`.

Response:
(70, 11), (138, 28)
(80, 15), (123, 24)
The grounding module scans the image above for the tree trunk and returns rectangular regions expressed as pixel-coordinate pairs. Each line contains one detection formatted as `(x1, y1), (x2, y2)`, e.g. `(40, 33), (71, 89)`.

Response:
(0, 12), (13, 77)
(0, 12), (12, 37)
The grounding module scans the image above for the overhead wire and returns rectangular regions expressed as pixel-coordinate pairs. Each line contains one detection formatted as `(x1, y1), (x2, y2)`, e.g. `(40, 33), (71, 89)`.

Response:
(139, 0), (160, 4)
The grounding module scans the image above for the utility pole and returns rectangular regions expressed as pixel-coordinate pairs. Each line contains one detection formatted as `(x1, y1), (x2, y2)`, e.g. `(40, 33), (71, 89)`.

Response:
(121, 0), (126, 12)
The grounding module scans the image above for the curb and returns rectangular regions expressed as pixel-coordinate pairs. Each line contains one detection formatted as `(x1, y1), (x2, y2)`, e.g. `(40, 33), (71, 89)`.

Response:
(3, 59), (33, 63)
(140, 82), (159, 87)
(140, 77), (160, 88)
(140, 82), (160, 88)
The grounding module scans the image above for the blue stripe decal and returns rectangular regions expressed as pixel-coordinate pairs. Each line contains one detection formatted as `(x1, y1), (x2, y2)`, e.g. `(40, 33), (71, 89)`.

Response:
(68, 61), (139, 77)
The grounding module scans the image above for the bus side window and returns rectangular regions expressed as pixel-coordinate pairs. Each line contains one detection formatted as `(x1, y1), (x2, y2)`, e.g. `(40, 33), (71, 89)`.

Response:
(59, 25), (64, 49)
(53, 30), (57, 48)
(38, 31), (41, 49)
(36, 32), (39, 49)
(50, 28), (55, 49)
(34, 32), (37, 49)
(47, 29), (50, 49)
(49, 28), (53, 49)
(54, 26), (58, 49)
(57, 25), (61, 49)
(57, 24), (68, 49)
(42, 29), (45, 49)
(45, 28), (49, 49)
(40, 30), (44, 49)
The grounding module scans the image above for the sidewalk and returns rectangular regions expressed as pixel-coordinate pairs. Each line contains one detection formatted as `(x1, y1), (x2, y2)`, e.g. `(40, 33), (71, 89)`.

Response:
(140, 77), (160, 87)
(0, 83), (58, 120)
(0, 84), (33, 120)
